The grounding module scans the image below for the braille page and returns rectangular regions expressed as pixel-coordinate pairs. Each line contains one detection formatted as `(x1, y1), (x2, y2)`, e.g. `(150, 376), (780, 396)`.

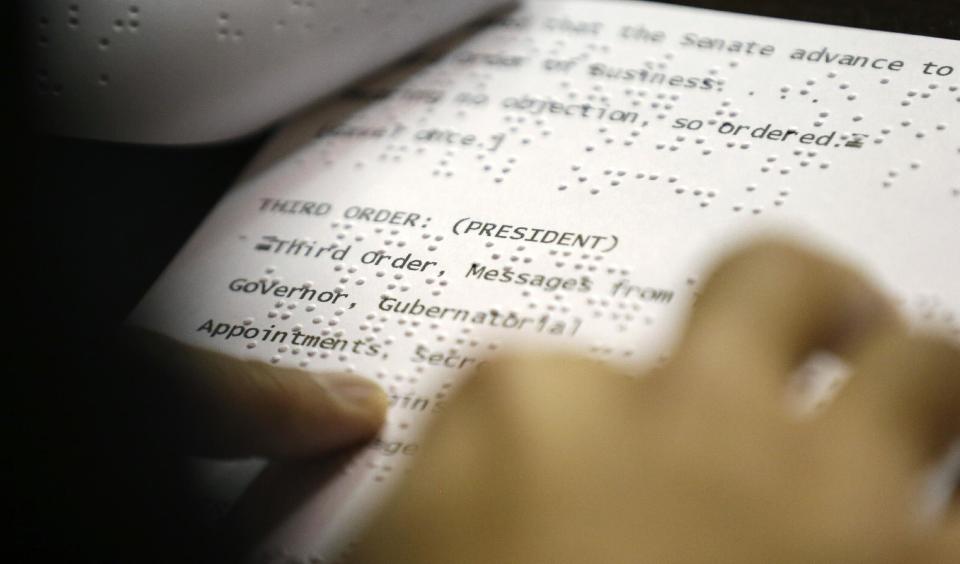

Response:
(27, 0), (511, 143)
(130, 1), (960, 561)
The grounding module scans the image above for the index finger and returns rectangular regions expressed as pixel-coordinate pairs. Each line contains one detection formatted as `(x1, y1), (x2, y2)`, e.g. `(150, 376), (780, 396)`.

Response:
(120, 327), (388, 458)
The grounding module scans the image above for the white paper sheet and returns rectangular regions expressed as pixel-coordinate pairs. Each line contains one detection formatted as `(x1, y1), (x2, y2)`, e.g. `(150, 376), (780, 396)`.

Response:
(131, 1), (960, 560)
(27, 0), (510, 143)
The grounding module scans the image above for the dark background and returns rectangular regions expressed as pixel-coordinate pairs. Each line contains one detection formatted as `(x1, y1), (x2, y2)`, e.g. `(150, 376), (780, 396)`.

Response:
(10, 1), (958, 562)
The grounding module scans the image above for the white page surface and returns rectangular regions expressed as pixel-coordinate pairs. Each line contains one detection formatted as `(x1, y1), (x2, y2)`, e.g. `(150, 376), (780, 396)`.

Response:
(131, 1), (960, 560)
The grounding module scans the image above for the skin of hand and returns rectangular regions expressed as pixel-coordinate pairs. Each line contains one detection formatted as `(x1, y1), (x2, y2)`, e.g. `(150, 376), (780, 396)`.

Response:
(350, 240), (960, 564)
(120, 327), (389, 459)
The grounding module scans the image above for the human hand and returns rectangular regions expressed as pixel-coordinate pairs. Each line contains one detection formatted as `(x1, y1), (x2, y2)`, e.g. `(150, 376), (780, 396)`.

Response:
(352, 240), (960, 564)
(120, 328), (388, 459)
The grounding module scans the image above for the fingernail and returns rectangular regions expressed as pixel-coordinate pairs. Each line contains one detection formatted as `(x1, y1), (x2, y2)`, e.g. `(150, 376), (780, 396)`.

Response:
(321, 374), (389, 413)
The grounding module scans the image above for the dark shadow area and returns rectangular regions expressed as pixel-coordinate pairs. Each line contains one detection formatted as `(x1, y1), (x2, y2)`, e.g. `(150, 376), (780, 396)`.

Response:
(216, 453), (360, 562)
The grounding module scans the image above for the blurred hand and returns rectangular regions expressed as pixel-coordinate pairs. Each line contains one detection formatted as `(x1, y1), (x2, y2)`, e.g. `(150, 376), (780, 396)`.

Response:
(352, 240), (960, 564)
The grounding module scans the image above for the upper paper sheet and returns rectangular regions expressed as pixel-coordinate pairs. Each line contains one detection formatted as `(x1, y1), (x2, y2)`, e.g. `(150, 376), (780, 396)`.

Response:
(132, 1), (960, 561)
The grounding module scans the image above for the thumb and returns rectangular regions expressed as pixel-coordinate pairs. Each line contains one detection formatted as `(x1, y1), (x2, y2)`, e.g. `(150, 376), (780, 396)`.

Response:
(119, 327), (388, 459)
